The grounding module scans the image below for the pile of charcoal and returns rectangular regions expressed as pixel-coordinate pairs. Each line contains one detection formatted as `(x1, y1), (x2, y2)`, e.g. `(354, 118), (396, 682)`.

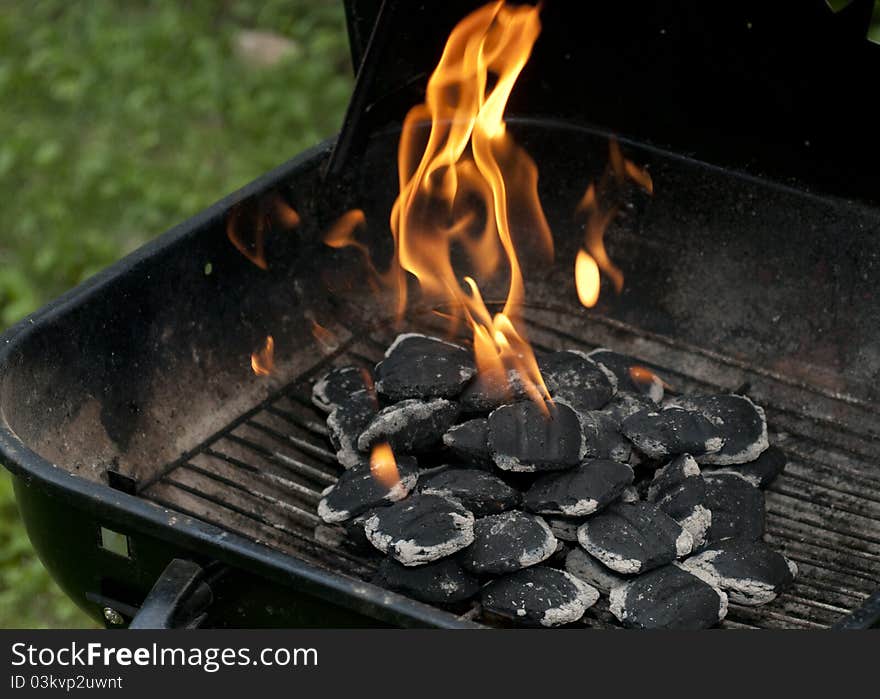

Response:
(312, 333), (796, 629)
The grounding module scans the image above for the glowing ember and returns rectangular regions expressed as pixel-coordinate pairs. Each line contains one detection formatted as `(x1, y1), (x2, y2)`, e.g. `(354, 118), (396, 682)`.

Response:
(251, 335), (275, 376)
(370, 442), (400, 489)
(389, 0), (552, 407)
(629, 365), (671, 389)
(575, 249), (601, 308)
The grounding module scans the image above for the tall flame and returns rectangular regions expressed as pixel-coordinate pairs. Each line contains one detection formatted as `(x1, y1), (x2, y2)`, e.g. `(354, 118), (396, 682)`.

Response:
(389, 0), (552, 406)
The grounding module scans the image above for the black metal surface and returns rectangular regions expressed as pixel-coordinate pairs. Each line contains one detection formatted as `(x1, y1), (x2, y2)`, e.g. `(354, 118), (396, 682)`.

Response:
(341, 0), (880, 205)
(128, 559), (212, 629)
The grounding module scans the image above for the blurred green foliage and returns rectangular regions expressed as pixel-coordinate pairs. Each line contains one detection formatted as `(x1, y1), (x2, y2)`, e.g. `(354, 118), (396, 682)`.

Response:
(0, 0), (352, 628)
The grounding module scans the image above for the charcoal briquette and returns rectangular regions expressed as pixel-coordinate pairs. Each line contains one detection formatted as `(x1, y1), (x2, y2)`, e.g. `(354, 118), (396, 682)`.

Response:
(546, 516), (582, 542)
(441, 418), (492, 468)
(374, 557), (480, 604)
(523, 459), (634, 517)
(667, 394), (768, 465)
(705, 445), (787, 488)
(577, 501), (693, 574)
(609, 564), (728, 629)
(488, 400), (584, 472)
(312, 366), (373, 413)
(588, 349), (665, 402)
(702, 472), (766, 545)
(602, 391), (658, 422)
(357, 398), (459, 453)
(539, 350), (616, 411)
(363, 494), (475, 566)
(620, 407), (724, 459)
(481, 566), (600, 627)
(375, 333), (477, 401)
(646, 454), (712, 549)
(564, 547), (627, 595)
(576, 410), (632, 462)
(681, 539), (797, 606)
(460, 510), (557, 576)
(317, 455), (419, 524)
(327, 389), (379, 468)
(419, 467), (521, 516)
(459, 369), (527, 413)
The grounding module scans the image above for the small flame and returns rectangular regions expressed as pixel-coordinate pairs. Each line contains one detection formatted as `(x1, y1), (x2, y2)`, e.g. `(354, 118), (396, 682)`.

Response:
(575, 138), (653, 306)
(575, 249), (601, 308)
(370, 442), (400, 489)
(310, 319), (339, 353)
(251, 335), (275, 376)
(227, 195), (300, 270)
(389, 0), (552, 407)
(629, 365), (671, 390)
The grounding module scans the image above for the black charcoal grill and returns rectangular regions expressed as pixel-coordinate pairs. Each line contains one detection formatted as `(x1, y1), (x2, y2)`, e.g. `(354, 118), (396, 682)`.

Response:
(2, 0), (879, 629)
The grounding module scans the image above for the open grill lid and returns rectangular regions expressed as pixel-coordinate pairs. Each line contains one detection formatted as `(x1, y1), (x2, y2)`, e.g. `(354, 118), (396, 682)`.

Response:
(338, 0), (880, 205)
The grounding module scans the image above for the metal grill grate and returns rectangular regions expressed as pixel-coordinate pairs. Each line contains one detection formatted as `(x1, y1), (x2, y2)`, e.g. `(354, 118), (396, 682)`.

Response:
(140, 307), (880, 629)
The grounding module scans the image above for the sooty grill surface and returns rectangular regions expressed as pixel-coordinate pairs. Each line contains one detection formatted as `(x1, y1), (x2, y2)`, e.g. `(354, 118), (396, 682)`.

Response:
(139, 307), (880, 629)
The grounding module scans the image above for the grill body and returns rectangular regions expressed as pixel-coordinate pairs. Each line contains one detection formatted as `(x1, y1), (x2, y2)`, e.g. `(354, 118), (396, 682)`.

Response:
(1, 120), (878, 628)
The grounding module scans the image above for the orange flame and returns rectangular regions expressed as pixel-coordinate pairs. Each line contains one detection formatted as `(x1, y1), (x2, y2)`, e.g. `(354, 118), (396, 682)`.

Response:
(629, 365), (671, 390)
(227, 195), (300, 270)
(575, 138), (652, 305)
(389, 0), (552, 407)
(575, 249), (601, 308)
(370, 442), (400, 489)
(310, 319), (340, 353)
(251, 335), (275, 376)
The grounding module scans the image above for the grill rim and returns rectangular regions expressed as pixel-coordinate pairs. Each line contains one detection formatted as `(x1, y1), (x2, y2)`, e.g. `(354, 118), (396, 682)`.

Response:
(1, 122), (877, 629)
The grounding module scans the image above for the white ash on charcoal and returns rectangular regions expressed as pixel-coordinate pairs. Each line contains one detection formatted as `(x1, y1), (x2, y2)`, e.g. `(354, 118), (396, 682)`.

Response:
(363, 494), (475, 566)
(481, 566), (599, 627)
(374, 557), (480, 605)
(620, 407), (724, 460)
(523, 459), (634, 517)
(441, 417), (492, 468)
(460, 511), (557, 576)
(374, 334), (476, 401)
(312, 366), (373, 413)
(565, 547), (627, 595)
(667, 394), (768, 465)
(317, 455), (419, 524)
(620, 485), (641, 503)
(327, 389), (379, 468)
(357, 398), (459, 453)
(602, 391), (657, 422)
(681, 539), (798, 606)
(419, 467), (521, 516)
(609, 564), (728, 629)
(577, 501), (693, 574)
(588, 349), (665, 402)
(704, 444), (787, 488)
(487, 400), (585, 472)
(538, 350), (616, 411)
(702, 472), (766, 545)
(573, 410), (632, 463)
(646, 454), (712, 549)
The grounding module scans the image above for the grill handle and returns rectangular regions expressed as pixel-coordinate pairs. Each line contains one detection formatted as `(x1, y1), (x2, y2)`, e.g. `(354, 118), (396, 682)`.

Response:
(128, 559), (213, 629)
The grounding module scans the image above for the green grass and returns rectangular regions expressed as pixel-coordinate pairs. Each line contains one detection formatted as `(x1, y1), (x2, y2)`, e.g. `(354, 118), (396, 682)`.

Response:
(0, 0), (352, 628)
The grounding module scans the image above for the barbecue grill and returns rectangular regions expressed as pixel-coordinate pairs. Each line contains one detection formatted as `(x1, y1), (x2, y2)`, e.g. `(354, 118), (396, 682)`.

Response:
(2, 0), (879, 629)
